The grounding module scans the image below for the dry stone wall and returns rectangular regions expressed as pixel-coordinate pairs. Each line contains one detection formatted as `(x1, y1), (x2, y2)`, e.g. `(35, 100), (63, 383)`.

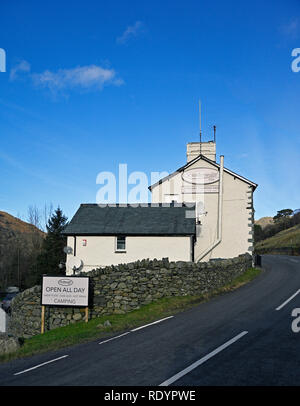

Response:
(9, 253), (252, 338)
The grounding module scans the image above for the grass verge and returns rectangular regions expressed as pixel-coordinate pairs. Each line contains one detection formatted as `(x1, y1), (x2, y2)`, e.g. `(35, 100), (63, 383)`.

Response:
(0, 267), (261, 364)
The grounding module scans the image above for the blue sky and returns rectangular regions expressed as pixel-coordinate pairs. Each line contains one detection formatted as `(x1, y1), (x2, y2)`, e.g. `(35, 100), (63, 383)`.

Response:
(0, 0), (300, 223)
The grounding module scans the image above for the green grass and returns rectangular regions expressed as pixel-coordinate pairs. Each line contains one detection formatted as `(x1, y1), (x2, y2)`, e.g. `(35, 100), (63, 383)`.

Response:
(255, 223), (300, 252)
(0, 267), (261, 364)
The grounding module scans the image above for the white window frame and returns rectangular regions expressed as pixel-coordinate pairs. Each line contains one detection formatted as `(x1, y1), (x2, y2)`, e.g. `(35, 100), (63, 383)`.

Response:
(115, 235), (126, 252)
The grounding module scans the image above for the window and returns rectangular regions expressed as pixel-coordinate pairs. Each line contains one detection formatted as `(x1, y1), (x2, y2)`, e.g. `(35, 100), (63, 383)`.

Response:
(116, 236), (126, 252)
(164, 194), (179, 203)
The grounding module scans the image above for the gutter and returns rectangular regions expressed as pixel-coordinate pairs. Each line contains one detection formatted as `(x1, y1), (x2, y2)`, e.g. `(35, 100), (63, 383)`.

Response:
(196, 155), (224, 262)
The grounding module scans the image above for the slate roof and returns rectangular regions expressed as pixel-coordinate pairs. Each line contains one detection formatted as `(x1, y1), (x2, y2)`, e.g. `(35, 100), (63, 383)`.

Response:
(63, 203), (196, 236)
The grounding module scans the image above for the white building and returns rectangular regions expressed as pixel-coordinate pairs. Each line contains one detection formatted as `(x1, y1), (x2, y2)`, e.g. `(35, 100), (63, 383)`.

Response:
(150, 141), (257, 262)
(64, 140), (257, 274)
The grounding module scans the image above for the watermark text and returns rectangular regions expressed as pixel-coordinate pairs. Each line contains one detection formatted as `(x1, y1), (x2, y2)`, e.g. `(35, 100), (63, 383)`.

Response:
(0, 48), (6, 72)
(291, 48), (300, 72)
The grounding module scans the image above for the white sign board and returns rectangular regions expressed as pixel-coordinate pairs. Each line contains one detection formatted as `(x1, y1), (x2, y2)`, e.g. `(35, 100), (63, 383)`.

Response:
(182, 168), (219, 185)
(41, 276), (89, 307)
(182, 185), (219, 194)
(181, 168), (219, 194)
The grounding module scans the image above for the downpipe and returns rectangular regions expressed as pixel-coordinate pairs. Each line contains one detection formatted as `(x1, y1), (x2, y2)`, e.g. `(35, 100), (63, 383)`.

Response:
(196, 155), (224, 262)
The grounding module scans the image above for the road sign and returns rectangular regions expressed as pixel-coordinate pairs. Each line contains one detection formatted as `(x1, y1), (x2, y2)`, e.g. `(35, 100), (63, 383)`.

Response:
(41, 276), (89, 307)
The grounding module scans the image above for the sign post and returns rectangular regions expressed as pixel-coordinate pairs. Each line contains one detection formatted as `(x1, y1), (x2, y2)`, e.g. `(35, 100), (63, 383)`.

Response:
(41, 305), (45, 334)
(41, 276), (89, 334)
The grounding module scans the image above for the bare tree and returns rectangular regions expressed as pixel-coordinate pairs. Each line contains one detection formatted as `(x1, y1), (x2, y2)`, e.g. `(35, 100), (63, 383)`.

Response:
(43, 202), (53, 232)
(26, 205), (44, 284)
(27, 205), (42, 230)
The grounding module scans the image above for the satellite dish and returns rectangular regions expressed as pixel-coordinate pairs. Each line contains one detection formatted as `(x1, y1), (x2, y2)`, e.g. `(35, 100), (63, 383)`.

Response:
(64, 246), (73, 254)
(66, 257), (83, 272)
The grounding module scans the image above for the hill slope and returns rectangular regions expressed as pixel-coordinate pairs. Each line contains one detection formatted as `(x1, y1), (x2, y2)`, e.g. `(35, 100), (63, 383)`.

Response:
(255, 216), (274, 229)
(0, 211), (44, 236)
(0, 211), (44, 252)
(255, 223), (300, 255)
(0, 211), (45, 289)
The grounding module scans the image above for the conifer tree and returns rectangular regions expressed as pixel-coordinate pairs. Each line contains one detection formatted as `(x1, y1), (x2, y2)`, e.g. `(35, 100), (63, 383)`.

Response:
(34, 207), (68, 284)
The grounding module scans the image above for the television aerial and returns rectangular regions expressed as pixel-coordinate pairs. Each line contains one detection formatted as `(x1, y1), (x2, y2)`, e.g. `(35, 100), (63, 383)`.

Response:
(66, 257), (83, 273)
(63, 246), (73, 254)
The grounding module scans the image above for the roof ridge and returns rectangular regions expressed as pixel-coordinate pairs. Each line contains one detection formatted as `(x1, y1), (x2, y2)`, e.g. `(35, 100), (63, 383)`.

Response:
(80, 203), (196, 208)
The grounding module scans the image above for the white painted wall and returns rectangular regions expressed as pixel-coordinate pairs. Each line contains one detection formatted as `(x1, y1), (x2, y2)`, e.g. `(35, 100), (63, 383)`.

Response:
(151, 155), (254, 261)
(66, 235), (192, 274)
(187, 141), (216, 162)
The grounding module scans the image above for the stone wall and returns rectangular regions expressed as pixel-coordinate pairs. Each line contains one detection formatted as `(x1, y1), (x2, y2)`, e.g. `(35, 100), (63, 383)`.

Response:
(9, 253), (252, 338)
(0, 333), (20, 355)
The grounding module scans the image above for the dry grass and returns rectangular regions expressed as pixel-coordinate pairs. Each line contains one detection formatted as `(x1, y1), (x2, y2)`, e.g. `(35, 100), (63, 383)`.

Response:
(255, 223), (300, 250)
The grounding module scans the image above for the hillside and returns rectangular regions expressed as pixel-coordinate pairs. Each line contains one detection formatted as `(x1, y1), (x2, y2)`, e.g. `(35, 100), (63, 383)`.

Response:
(0, 211), (45, 290)
(255, 223), (300, 255)
(255, 216), (274, 229)
(0, 211), (44, 236)
(0, 211), (44, 251)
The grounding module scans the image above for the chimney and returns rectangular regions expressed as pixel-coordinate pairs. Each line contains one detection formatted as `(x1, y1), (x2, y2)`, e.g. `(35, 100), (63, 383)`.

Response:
(186, 141), (216, 162)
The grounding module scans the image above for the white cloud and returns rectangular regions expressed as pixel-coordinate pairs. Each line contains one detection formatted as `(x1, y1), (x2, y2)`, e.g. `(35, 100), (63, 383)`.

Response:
(10, 60), (31, 80)
(280, 18), (299, 39)
(117, 21), (144, 44)
(31, 65), (124, 94)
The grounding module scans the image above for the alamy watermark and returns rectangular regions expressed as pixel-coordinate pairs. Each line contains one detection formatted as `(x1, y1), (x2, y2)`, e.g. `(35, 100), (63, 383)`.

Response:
(0, 48), (6, 72)
(95, 164), (209, 218)
(96, 164), (170, 205)
(291, 48), (300, 73)
(291, 308), (300, 333)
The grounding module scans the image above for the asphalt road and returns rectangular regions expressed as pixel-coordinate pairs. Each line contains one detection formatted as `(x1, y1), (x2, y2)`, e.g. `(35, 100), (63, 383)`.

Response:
(1, 254), (300, 386)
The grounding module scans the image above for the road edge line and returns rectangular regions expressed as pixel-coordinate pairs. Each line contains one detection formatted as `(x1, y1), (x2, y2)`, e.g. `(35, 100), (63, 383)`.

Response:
(14, 355), (69, 376)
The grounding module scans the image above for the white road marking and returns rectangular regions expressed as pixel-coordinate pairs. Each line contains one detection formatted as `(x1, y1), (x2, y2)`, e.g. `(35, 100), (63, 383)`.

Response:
(98, 316), (174, 344)
(276, 289), (300, 311)
(99, 332), (130, 345)
(14, 355), (69, 376)
(159, 331), (249, 386)
(130, 316), (174, 332)
(289, 258), (299, 263)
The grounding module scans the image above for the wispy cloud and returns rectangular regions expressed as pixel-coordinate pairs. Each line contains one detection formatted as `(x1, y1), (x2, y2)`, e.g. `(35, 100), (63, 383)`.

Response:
(9, 61), (124, 95)
(280, 18), (299, 39)
(117, 21), (144, 44)
(9, 60), (31, 80)
(32, 65), (124, 93)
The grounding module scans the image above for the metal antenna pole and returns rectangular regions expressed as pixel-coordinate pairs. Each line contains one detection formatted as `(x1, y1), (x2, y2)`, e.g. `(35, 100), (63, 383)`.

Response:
(199, 99), (202, 155)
